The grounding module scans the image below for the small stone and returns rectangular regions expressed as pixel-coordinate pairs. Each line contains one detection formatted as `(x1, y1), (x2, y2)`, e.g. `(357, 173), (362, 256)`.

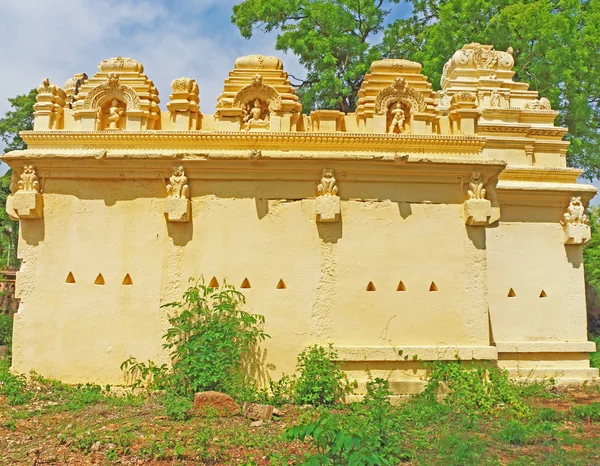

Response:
(273, 408), (282, 417)
(91, 441), (102, 452)
(250, 420), (264, 427)
(193, 391), (240, 416)
(243, 402), (274, 421)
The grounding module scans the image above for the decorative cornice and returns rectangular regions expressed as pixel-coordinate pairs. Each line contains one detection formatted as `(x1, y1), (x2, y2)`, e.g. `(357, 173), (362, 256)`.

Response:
(500, 165), (583, 183)
(19, 131), (487, 153)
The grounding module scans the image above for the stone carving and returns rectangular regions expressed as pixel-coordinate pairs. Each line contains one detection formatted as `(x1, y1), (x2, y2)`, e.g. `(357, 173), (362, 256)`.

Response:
(562, 197), (591, 245)
(316, 169), (340, 223)
(317, 169), (338, 196)
(18, 166), (40, 193)
(525, 97), (551, 110)
(242, 98), (270, 130)
(489, 90), (508, 109)
(98, 56), (143, 73)
(467, 172), (486, 200)
(166, 166), (189, 199)
(105, 98), (125, 129)
(563, 197), (588, 225)
(374, 77), (426, 116)
(232, 74), (282, 114)
(83, 74), (141, 112)
(441, 43), (514, 88)
(387, 102), (407, 133)
(64, 73), (88, 108)
(452, 92), (478, 105)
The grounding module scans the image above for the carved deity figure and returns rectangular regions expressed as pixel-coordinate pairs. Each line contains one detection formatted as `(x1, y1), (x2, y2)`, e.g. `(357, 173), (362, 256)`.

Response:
(525, 97), (551, 110)
(490, 90), (507, 109)
(166, 166), (189, 199)
(243, 99), (269, 130)
(317, 169), (338, 196)
(467, 172), (486, 200)
(563, 197), (588, 225)
(388, 102), (406, 134)
(18, 165), (40, 193)
(107, 98), (124, 129)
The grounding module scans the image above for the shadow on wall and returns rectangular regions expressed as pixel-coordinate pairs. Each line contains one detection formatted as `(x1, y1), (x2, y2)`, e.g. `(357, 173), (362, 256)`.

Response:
(566, 245), (583, 268)
(21, 218), (45, 246)
(317, 218), (343, 244)
(167, 220), (193, 247)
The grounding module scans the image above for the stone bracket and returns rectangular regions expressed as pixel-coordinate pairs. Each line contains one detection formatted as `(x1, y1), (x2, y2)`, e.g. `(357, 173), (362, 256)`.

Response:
(6, 192), (44, 219)
(563, 223), (591, 245)
(316, 195), (341, 223)
(464, 199), (492, 226)
(164, 197), (191, 223)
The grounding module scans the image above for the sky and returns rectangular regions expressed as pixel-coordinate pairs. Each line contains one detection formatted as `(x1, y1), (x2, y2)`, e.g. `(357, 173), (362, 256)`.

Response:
(0, 0), (597, 200)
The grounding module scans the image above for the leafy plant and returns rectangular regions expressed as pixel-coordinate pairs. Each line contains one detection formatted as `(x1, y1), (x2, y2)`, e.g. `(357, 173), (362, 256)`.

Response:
(284, 377), (408, 464)
(572, 403), (600, 422)
(163, 392), (193, 421)
(421, 360), (530, 417)
(294, 344), (356, 406)
(0, 357), (32, 405)
(0, 313), (12, 348)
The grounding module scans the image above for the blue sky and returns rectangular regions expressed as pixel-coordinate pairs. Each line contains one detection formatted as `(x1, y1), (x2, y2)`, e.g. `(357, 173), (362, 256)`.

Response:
(0, 0), (596, 199)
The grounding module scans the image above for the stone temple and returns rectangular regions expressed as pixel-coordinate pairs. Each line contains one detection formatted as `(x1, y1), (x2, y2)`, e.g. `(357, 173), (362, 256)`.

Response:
(3, 43), (597, 394)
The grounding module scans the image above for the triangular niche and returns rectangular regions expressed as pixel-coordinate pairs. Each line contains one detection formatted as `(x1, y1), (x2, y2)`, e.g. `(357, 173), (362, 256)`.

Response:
(208, 277), (220, 288)
(122, 274), (133, 285)
(397, 281), (406, 292)
(507, 288), (516, 297)
(539, 290), (547, 298)
(65, 272), (76, 284)
(240, 278), (251, 289)
(366, 281), (376, 292)
(94, 273), (105, 285)
(429, 282), (438, 292)
(276, 279), (287, 290)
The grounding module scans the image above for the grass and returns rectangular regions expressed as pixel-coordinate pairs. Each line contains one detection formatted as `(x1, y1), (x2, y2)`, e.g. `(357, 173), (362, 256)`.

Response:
(1, 358), (600, 465)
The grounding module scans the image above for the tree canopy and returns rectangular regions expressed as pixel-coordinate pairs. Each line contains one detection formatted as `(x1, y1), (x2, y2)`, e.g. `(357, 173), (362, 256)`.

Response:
(231, 0), (600, 180)
(0, 89), (34, 269)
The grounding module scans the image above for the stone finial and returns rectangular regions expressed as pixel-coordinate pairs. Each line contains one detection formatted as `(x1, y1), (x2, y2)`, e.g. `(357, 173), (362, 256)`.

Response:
(167, 77), (200, 130)
(316, 169), (341, 223)
(33, 78), (66, 130)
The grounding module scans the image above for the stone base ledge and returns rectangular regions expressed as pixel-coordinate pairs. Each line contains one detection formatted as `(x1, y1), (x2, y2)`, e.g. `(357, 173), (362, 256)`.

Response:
(501, 367), (599, 384)
(495, 341), (597, 353)
(333, 345), (498, 362)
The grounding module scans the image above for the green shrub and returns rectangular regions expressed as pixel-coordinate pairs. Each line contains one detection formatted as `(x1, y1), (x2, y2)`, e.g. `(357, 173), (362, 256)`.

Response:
(0, 313), (12, 349)
(163, 392), (193, 421)
(284, 377), (408, 464)
(572, 403), (600, 422)
(421, 360), (530, 416)
(0, 357), (32, 405)
(496, 418), (556, 445)
(294, 344), (356, 406)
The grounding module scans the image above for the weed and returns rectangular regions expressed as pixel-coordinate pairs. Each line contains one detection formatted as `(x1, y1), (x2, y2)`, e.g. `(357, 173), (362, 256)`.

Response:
(421, 360), (530, 416)
(590, 334), (600, 369)
(572, 402), (600, 421)
(0, 314), (12, 350)
(163, 392), (193, 421)
(0, 358), (32, 405)
(497, 418), (556, 445)
(294, 344), (356, 406)
(105, 448), (119, 461)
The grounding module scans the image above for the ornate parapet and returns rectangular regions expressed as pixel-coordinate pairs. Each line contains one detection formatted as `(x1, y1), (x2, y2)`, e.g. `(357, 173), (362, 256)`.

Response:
(315, 169), (340, 223)
(71, 57), (160, 131)
(5, 165), (43, 220)
(449, 91), (480, 135)
(33, 79), (66, 130)
(215, 55), (302, 132)
(167, 77), (200, 130)
(562, 197), (591, 245)
(310, 110), (345, 132)
(163, 166), (191, 223)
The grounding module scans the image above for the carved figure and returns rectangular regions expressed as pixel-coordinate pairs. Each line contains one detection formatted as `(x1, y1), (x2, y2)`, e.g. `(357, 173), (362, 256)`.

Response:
(490, 90), (507, 109)
(387, 102), (406, 133)
(107, 98), (124, 129)
(563, 197), (588, 225)
(243, 99), (269, 130)
(317, 169), (338, 196)
(525, 97), (551, 110)
(467, 172), (486, 200)
(166, 166), (189, 199)
(18, 165), (40, 193)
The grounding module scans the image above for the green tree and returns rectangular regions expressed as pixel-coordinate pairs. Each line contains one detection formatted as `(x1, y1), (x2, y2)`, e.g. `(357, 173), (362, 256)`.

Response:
(0, 89), (35, 269)
(584, 206), (600, 332)
(0, 89), (36, 152)
(231, 0), (600, 179)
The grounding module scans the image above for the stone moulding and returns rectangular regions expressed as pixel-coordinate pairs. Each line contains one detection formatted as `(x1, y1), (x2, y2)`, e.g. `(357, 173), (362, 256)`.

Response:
(333, 345), (499, 362)
(19, 131), (487, 152)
